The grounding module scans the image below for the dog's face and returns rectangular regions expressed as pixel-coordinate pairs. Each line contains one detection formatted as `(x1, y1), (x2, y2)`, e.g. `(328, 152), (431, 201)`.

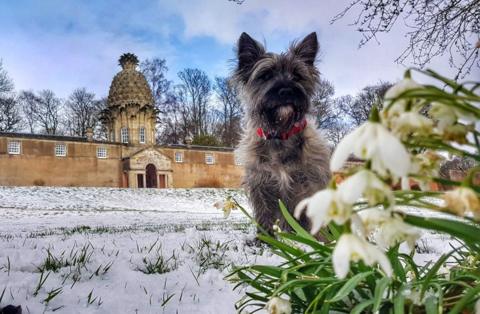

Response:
(233, 32), (319, 134)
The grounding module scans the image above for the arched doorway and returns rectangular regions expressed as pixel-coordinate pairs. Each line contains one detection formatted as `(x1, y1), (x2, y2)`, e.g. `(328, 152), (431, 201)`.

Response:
(145, 164), (157, 188)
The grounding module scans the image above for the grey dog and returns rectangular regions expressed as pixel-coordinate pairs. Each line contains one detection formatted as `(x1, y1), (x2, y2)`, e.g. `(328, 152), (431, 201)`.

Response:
(233, 32), (331, 235)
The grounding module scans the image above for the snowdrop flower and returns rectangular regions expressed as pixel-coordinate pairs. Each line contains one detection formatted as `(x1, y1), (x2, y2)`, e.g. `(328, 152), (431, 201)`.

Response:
(332, 233), (392, 279)
(330, 121), (411, 179)
(338, 169), (393, 206)
(294, 188), (352, 235)
(383, 75), (423, 116)
(405, 151), (443, 191)
(272, 219), (282, 233)
(476, 298), (480, 314)
(442, 123), (472, 144)
(355, 209), (420, 250)
(388, 111), (433, 139)
(430, 102), (477, 133)
(374, 216), (420, 250)
(213, 197), (237, 218)
(265, 296), (292, 314)
(443, 187), (480, 217)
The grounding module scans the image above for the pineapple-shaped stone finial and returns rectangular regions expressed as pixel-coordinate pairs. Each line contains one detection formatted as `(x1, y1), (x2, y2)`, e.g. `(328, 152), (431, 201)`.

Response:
(119, 53), (139, 70)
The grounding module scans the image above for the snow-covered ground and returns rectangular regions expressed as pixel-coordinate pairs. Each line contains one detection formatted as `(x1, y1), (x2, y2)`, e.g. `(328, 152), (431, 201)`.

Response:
(0, 187), (452, 314)
(0, 187), (277, 314)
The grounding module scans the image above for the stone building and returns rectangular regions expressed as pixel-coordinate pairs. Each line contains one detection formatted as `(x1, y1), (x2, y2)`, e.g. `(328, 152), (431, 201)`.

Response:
(0, 53), (243, 188)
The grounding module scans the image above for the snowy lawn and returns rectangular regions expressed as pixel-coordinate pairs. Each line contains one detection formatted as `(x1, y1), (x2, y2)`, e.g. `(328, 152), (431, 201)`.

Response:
(0, 187), (454, 313)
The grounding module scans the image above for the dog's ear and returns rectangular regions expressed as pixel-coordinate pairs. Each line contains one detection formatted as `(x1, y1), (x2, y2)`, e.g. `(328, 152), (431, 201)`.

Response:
(237, 32), (265, 76)
(291, 32), (318, 66)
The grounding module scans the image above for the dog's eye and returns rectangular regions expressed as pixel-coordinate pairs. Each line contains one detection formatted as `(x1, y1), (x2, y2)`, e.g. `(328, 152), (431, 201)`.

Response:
(258, 72), (272, 81)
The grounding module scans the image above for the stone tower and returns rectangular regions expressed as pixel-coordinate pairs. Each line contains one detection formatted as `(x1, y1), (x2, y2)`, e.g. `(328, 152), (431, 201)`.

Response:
(104, 53), (156, 145)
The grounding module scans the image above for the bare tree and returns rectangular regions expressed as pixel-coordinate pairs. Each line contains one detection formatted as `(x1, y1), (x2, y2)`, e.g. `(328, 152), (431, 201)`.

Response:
(0, 61), (21, 132)
(34, 90), (62, 135)
(333, 0), (480, 79)
(312, 78), (336, 130)
(0, 96), (22, 132)
(65, 88), (100, 137)
(214, 76), (243, 147)
(324, 120), (352, 147)
(177, 68), (212, 137)
(18, 90), (40, 133)
(336, 82), (392, 127)
(140, 58), (172, 110)
(156, 90), (190, 144)
(0, 60), (14, 95)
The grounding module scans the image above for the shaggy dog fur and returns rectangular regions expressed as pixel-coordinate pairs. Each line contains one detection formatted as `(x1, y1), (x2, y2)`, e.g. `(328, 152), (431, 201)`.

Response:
(233, 32), (331, 234)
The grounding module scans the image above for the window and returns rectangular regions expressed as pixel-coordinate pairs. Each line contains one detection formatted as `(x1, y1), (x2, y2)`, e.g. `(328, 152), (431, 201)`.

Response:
(97, 147), (107, 158)
(121, 127), (129, 143)
(55, 143), (67, 157)
(175, 152), (183, 163)
(7, 141), (21, 155)
(205, 153), (215, 165)
(139, 127), (146, 144)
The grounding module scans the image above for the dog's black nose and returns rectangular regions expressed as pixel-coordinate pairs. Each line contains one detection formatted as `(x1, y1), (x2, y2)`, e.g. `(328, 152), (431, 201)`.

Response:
(278, 87), (293, 97)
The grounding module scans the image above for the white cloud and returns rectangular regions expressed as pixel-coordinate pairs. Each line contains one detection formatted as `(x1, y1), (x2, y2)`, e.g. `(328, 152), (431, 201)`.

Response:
(165, 0), (479, 95)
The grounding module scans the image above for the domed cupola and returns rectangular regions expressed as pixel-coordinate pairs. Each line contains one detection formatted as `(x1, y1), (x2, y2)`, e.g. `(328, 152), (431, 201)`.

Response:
(103, 53), (157, 146)
(107, 53), (154, 109)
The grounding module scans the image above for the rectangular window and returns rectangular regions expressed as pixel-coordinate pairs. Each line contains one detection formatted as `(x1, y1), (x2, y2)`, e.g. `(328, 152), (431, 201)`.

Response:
(205, 153), (215, 165)
(55, 143), (67, 157)
(139, 127), (146, 144)
(121, 128), (129, 143)
(175, 152), (183, 163)
(96, 147), (107, 158)
(7, 141), (21, 155)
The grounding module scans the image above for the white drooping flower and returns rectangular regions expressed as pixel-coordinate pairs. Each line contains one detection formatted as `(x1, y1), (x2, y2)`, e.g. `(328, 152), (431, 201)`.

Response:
(374, 215), (420, 250)
(385, 77), (423, 102)
(388, 111), (434, 139)
(338, 169), (393, 206)
(265, 297), (292, 314)
(294, 188), (352, 234)
(443, 187), (480, 218)
(383, 76), (423, 116)
(429, 102), (477, 133)
(355, 209), (420, 250)
(332, 233), (392, 279)
(213, 197), (238, 218)
(330, 121), (411, 179)
(405, 151), (444, 191)
(475, 298), (480, 314)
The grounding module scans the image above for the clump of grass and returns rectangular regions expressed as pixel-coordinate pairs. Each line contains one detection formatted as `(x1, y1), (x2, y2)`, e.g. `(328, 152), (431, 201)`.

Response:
(0, 256), (11, 275)
(187, 235), (231, 273)
(135, 239), (178, 274)
(42, 287), (62, 305)
(36, 243), (94, 273)
(138, 251), (178, 274)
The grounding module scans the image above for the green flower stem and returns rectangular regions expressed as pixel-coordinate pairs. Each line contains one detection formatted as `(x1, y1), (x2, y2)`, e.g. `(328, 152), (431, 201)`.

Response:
(405, 139), (480, 162)
(232, 198), (270, 236)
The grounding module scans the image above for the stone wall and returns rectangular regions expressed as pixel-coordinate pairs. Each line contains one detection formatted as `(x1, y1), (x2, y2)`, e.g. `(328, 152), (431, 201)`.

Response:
(160, 148), (243, 188)
(0, 137), (123, 187)
(0, 135), (244, 188)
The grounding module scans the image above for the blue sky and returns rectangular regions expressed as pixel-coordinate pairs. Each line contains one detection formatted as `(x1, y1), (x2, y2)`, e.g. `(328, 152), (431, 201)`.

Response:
(0, 0), (478, 99)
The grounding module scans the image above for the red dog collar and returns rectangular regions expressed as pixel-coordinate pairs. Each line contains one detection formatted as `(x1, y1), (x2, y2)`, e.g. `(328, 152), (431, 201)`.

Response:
(256, 118), (307, 140)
